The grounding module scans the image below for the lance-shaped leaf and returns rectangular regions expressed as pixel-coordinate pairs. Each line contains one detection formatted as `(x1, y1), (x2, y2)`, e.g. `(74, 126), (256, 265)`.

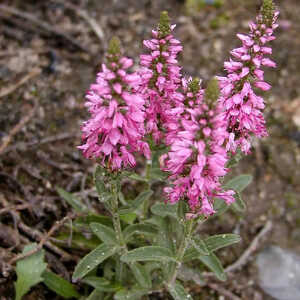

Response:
(86, 289), (104, 300)
(151, 202), (178, 219)
(123, 224), (157, 242)
(146, 216), (176, 252)
(43, 270), (80, 299)
(130, 262), (152, 289)
(204, 234), (241, 252)
(191, 238), (210, 255)
(149, 167), (168, 181)
(198, 253), (226, 281)
(213, 197), (229, 216)
(232, 192), (246, 212)
(82, 276), (121, 292)
(121, 246), (176, 263)
(56, 187), (88, 212)
(15, 244), (47, 300)
(122, 171), (149, 183)
(114, 287), (149, 300)
(74, 214), (112, 228)
(90, 223), (118, 245)
(73, 244), (118, 280)
(168, 281), (193, 300)
(131, 190), (153, 209)
(223, 174), (253, 192)
(119, 212), (137, 224)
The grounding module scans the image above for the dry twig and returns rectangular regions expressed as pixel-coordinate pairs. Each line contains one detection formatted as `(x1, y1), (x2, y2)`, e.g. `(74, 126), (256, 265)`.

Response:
(203, 220), (273, 277)
(0, 132), (78, 155)
(53, 0), (106, 45)
(0, 204), (31, 215)
(0, 194), (75, 263)
(225, 220), (272, 273)
(9, 213), (78, 265)
(0, 68), (41, 98)
(0, 100), (38, 155)
(208, 283), (241, 300)
(0, 4), (89, 53)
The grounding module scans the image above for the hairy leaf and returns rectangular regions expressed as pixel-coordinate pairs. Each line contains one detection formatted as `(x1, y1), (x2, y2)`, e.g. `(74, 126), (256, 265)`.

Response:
(15, 244), (47, 300)
(90, 223), (118, 245)
(223, 174), (253, 192)
(204, 234), (241, 252)
(123, 223), (157, 242)
(130, 262), (152, 289)
(82, 276), (121, 292)
(43, 270), (80, 299)
(151, 202), (178, 219)
(73, 244), (118, 280)
(114, 287), (149, 300)
(121, 246), (176, 263)
(198, 253), (226, 281)
(168, 281), (193, 300)
(56, 187), (87, 212)
(131, 190), (153, 209)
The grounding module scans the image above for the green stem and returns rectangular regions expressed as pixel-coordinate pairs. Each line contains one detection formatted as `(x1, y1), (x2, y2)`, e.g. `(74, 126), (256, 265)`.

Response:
(111, 180), (127, 282)
(166, 219), (194, 287)
(142, 159), (152, 219)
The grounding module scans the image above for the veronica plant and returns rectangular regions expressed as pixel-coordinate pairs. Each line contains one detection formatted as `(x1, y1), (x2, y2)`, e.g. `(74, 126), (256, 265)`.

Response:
(57, 1), (279, 299)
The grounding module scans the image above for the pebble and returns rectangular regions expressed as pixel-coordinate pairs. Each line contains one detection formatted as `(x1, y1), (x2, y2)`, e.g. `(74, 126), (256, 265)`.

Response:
(256, 245), (300, 300)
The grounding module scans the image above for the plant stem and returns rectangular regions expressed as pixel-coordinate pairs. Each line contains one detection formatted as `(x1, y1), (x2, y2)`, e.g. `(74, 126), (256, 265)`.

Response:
(167, 219), (194, 287)
(142, 159), (153, 219)
(111, 180), (127, 282)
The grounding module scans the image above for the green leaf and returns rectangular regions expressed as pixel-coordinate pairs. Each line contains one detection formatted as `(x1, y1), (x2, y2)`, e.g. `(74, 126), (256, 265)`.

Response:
(74, 214), (112, 228)
(145, 216), (175, 252)
(90, 223), (118, 245)
(149, 167), (168, 181)
(168, 281), (193, 300)
(183, 241), (209, 263)
(177, 265), (205, 285)
(123, 224), (157, 242)
(114, 287), (148, 300)
(15, 244), (47, 300)
(94, 166), (112, 203)
(213, 197), (229, 216)
(73, 244), (118, 280)
(226, 150), (243, 168)
(86, 289), (104, 300)
(191, 238), (210, 255)
(121, 246), (176, 263)
(151, 202), (178, 219)
(82, 276), (120, 292)
(144, 262), (162, 274)
(204, 234), (241, 252)
(56, 187), (87, 212)
(223, 174), (253, 192)
(130, 262), (152, 289)
(122, 171), (148, 183)
(198, 253), (226, 281)
(131, 190), (153, 209)
(54, 232), (100, 250)
(232, 192), (246, 212)
(119, 212), (137, 224)
(43, 270), (80, 299)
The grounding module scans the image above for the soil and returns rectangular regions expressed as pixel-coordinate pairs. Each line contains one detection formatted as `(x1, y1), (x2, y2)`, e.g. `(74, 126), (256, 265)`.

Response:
(0, 0), (300, 299)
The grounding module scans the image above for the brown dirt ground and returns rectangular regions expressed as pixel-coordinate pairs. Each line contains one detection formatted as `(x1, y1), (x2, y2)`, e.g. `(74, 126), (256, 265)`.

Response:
(0, 0), (300, 299)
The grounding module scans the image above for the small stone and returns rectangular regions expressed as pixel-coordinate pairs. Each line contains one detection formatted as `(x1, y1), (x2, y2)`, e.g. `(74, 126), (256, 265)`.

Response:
(256, 245), (300, 300)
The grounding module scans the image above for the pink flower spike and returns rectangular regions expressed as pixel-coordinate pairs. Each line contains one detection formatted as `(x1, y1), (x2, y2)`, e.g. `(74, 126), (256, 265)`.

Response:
(262, 58), (276, 68)
(255, 81), (271, 91)
(113, 83), (122, 94)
